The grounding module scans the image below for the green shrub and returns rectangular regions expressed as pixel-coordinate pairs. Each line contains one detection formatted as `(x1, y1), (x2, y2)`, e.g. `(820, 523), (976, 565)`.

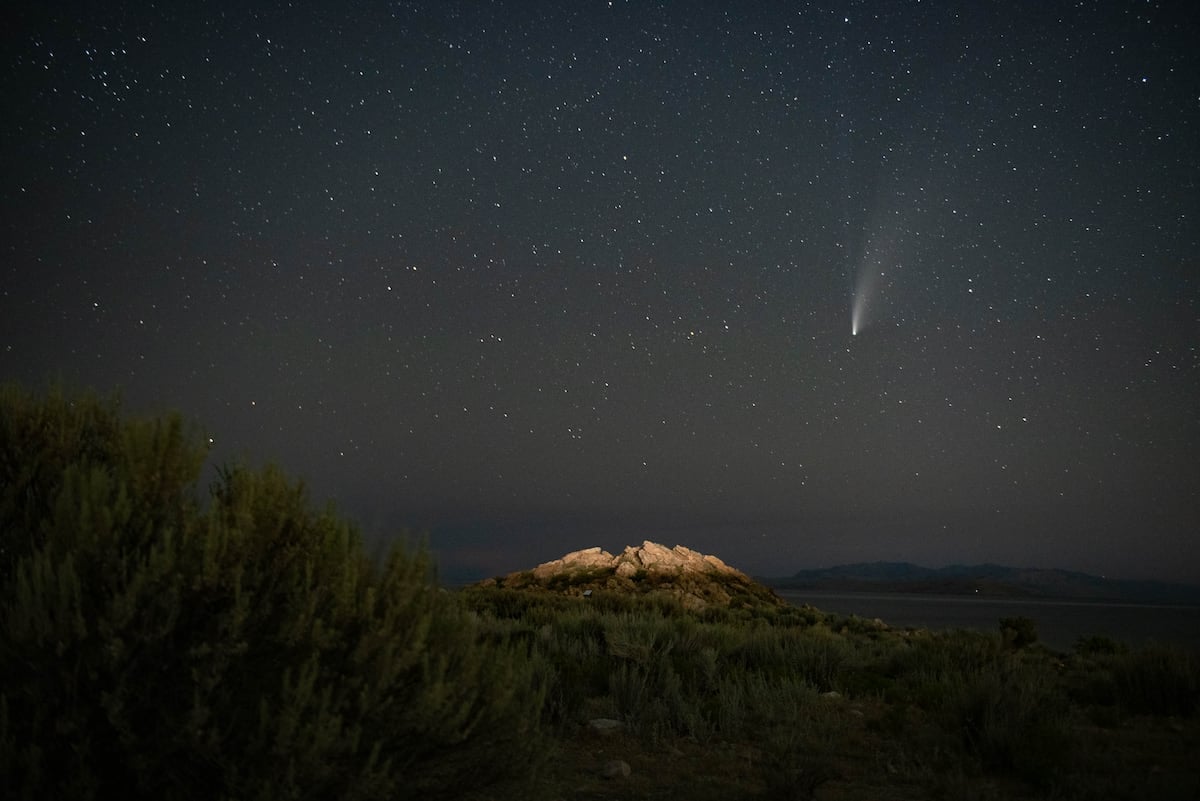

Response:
(601, 614), (711, 740)
(999, 616), (1039, 650)
(1066, 665), (1121, 711)
(1074, 635), (1127, 657)
(937, 663), (1072, 787)
(724, 626), (855, 691)
(1110, 644), (1200, 717)
(0, 385), (547, 800)
(890, 629), (1004, 691)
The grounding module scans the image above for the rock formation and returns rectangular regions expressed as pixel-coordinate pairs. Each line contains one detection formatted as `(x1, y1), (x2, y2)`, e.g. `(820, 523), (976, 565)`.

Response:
(478, 540), (785, 610)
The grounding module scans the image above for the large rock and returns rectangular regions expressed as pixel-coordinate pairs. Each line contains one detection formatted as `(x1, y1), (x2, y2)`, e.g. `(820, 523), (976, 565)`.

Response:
(531, 546), (617, 579)
(532, 540), (747, 579)
(484, 540), (785, 610)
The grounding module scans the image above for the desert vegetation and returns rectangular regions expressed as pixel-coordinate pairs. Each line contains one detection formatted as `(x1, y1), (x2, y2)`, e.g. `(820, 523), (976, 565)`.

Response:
(462, 587), (1199, 800)
(2, 385), (1197, 799)
(0, 385), (547, 800)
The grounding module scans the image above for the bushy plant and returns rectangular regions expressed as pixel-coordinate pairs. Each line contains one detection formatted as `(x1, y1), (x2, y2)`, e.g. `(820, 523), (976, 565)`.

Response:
(890, 629), (1004, 692)
(600, 614), (712, 740)
(0, 385), (547, 801)
(1110, 644), (1200, 717)
(1074, 635), (1127, 657)
(0, 386), (176, 582)
(941, 663), (1072, 786)
(999, 616), (1039, 650)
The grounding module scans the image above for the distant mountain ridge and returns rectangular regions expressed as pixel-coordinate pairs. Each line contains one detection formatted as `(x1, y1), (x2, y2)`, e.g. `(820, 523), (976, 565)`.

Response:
(765, 562), (1200, 605)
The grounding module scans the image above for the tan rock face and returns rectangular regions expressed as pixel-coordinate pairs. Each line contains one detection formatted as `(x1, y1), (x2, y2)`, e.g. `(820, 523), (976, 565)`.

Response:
(631, 541), (675, 568)
(532, 540), (747, 579)
(493, 540), (784, 610)
(614, 561), (639, 579)
(531, 546), (617, 578)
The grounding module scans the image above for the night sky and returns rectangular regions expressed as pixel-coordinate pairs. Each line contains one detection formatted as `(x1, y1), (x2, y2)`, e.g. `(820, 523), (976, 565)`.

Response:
(4, 2), (1198, 583)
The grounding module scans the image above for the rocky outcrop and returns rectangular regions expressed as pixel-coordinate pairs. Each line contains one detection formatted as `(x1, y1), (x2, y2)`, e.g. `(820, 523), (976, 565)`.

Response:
(479, 540), (785, 611)
(531, 542), (739, 580)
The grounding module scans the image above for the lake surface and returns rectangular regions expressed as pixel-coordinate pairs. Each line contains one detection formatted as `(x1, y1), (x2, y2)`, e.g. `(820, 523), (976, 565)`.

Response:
(777, 590), (1200, 652)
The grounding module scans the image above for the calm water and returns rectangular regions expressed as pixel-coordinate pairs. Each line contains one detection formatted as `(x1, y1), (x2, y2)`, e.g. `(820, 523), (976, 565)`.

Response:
(778, 590), (1200, 652)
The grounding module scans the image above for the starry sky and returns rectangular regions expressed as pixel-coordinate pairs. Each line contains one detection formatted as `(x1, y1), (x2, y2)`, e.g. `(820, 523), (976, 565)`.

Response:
(3, 2), (1198, 583)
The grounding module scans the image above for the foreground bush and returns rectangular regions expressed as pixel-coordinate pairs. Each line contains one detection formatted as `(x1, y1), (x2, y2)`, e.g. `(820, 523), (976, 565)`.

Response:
(0, 385), (547, 801)
(1110, 644), (1199, 717)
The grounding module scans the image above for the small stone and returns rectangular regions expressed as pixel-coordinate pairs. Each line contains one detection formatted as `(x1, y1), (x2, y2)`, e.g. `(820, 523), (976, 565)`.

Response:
(587, 718), (624, 736)
(601, 759), (631, 779)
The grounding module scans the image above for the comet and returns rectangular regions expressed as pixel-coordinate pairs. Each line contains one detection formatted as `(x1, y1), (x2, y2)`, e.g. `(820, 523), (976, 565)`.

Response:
(850, 265), (879, 337)
(849, 196), (908, 337)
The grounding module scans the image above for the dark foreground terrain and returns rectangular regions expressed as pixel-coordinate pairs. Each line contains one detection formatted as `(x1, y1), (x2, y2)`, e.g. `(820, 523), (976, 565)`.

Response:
(457, 576), (1200, 801)
(3, 385), (1197, 800)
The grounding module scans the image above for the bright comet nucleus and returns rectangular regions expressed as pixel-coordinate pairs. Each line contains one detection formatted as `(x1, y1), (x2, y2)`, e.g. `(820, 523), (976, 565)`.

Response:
(850, 289), (865, 337)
